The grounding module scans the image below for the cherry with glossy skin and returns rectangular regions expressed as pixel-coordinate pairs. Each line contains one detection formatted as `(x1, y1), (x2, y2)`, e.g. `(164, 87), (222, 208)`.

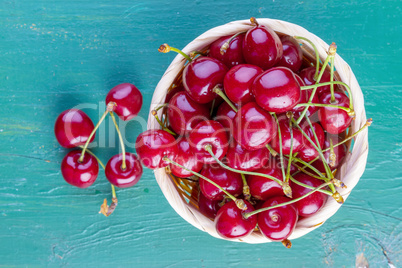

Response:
(61, 150), (99, 188)
(226, 140), (270, 172)
(189, 120), (228, 164)
(312, 134), (347, 173)
(247, 165), (284, 200)
(215, 200), (257, 239)
(291, 173), (327, 217)
(318, 91), (353, 134)
(182, 56), (228, 104)
(169, 138), (203, 178)
(198, 191), (221, 219)
(167, 91), (210, 135)
(292, 74), (320, 119)
(165, 85), (184, 103)
(106, 83), (143, 121)
(257, 196), (298, 241)
(223, 64), (263, 105)
(299, 67), (331, 97)
(276, 36), (303, 73)
(242, 23), (283, 70)
(208, 34), (245, 68)
(252, 67), (301, 113)
(270, 116), (304, 155)
(135, 129), (178, 169)
(298, 121), (325, 162)
(199, 165), (243, 201)
(55, 109), (95, 148)
(105, 153), (143, 188)
(215, 101), (237, 137)
(233, 102), (277, 151)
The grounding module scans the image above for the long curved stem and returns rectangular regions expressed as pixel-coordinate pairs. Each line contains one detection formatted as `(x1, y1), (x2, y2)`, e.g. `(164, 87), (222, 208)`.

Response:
(289, 176), (332, 195)
(158, 44), (192, 62)
(213, 86), (238, 112)
(294, 36), (320, 80)
(295, 103), (352, 114)
(204, 145), (283, 186)
(273, 114), (286, 182)
(79, 105), (113, 163)
(109, 112), (126, 170)
(244, 181), (333, 218)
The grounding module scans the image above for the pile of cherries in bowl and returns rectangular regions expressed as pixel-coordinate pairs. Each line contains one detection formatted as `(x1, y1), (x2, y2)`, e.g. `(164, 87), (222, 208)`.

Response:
(135, 18), (371, 247)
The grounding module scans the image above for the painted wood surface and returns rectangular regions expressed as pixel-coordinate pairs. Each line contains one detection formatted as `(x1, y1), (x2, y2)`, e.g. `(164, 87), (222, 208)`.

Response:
(0, 0), (401, 267)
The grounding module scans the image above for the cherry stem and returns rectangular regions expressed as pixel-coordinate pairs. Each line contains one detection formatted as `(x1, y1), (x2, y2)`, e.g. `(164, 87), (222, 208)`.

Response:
(210, 98), (216, 116)
(292, 117), (336, 193)
(79, 103), (114, 163)
(220, 31), (247, 55)
(250, 17), (259, 26)
(300, 81), (354, 115)
(163, 157), (247, 210)
(213, 85), (238, 112)
(244, 180), (333, 219)
(158, 43), (192, 63)
(109, 112), (126, 170)
(241, 174), (251, 202)
(296, 54), (331, 125)
(290, 156), (326, 179)
(294, 36), (320, 80)
(289, 175), (332, 196)
(295, 102), (352, 114)
(154, 103), (168, 112)
(151, 110), (177, 136)
(265, 144), (277, 157)
(204, 144), (283, 186)
(79, 146), (118, 214)
(286, 113), (294, 183)
(272, 114), (286, 183)
(190, 50), (207, 58)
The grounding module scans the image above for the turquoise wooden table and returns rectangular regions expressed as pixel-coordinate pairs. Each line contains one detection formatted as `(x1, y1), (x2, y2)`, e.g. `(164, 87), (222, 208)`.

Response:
(1, 0), (401, 267)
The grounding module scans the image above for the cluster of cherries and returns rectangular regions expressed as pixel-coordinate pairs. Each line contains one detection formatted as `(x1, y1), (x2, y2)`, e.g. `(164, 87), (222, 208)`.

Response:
(54, 83), (144, 216)
(134, 18), (371, 247)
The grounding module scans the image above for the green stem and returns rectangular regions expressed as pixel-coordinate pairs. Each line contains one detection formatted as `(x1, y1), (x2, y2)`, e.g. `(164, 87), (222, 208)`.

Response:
(244, 181), (333, 218)
(286, 115), (294, 183)
(158, 44), (192, 62)
(296, 55), (331, 125)
(241, 174), (251, 201)
(295, 102), (352, 114)
(273, 114), (286, 182)
(151, 110), (176, 136)
(290, 157), (325, 179)
(266, 144), (278, 157)
(289, 176), (332, 195)
(213, 86), (238, 112)
(220, 31), (247, 55)
(204, 145), (283, 186)
(294, 36), (320, 80)
(110, 112), (126, 170)
(330, 55), (336, 103)
(79, 108), (110, 163)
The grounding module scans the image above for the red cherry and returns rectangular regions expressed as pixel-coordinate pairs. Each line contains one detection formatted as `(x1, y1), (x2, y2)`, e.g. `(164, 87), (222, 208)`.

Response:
(135, 129), (178, 169)
(292, 74), (320, 119)
(169, 138), (203, 178)
(223, 64), (263, 105)
(299, 67), (331, 97)
(270, 116), (304, 155)
(199, 165), (243, 201)
(312, 134), (347, 173)
(257, 196), (298, 241)
(298, 122), (325, 162)
(106, 83), (143, 121)
(242, 24), (283, 70)
(182, 56), (228, 104)
(291, 173), (327, 217)
(104, 153), (143, 188)
(247, 165), (283, 200)
(198, 191), (221, 219)
(165, 85), (184, 103)
(226, 140), (270, 172)
(318, 91), (353, 134)
(215, 101), (237, 137)
(208, 34), (245, 68)
(55, 109), (95, 148)
(61, 150), (99, 188)
(276, 36), (303, 73)
(188, 120), (228, 164)
(252, 67), (301, 113)
(167, 91), (210, 135)
(215, 200), (257, 239)
(233, 102), (277, 151)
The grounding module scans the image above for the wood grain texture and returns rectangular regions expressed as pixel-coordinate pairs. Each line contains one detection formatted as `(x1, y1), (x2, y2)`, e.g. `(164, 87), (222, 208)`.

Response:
(0, 0), (401, 267)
